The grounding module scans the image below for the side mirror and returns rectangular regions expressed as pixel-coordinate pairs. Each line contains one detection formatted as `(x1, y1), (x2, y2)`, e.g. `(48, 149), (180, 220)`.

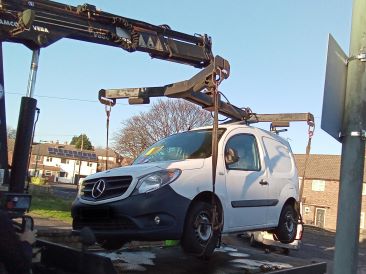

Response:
(225, 148), (239, 165)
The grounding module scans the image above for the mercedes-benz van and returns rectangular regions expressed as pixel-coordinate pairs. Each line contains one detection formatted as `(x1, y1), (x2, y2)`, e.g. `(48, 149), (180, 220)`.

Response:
(72, 123), (299, 258)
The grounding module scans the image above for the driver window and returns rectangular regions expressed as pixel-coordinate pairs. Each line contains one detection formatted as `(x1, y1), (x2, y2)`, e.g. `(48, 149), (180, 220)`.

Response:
(225, 134), (260, 171)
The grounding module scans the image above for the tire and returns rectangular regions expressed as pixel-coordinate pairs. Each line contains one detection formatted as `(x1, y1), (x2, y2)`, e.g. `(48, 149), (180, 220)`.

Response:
(275, 204), (298, 244)
(98, 239), (127, 250)
(181, 201), (220, 259)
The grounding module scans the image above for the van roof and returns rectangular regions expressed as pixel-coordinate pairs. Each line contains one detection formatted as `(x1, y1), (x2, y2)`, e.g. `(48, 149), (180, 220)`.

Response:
(192, 123), (290, 147)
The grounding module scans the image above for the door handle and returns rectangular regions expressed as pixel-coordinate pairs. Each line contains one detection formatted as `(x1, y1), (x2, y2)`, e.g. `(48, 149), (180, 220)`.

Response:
(259, 179), (268, 185)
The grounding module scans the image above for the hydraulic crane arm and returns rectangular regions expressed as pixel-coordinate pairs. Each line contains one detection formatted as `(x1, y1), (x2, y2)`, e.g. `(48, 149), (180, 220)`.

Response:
(0, 0), (213, 67)
(99, 55), (252, 121)
(99, 55), (315, 129)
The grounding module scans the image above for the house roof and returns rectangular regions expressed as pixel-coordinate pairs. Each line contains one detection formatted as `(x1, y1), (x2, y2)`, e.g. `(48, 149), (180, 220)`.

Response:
(29, 142), (98, 162)
(294, 154), (366, 181)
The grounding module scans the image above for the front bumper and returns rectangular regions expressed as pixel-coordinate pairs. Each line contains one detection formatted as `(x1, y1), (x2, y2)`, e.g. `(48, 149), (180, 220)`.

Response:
(71, 185), (191, 241)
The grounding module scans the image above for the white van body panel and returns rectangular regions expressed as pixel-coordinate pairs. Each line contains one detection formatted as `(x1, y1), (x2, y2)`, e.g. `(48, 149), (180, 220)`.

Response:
(76, 123), (299, 236)
(167, 125), (298, 233)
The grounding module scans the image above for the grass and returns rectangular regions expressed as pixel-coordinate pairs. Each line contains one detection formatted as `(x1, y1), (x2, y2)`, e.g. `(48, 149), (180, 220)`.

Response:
(29, 191), (74, 224)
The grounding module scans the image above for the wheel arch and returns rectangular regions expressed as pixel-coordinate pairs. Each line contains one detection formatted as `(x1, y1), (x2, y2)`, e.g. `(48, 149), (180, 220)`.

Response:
(280, 197), (298, 218)
(184, 191), (224, 227)
(283, 197), (297, 208)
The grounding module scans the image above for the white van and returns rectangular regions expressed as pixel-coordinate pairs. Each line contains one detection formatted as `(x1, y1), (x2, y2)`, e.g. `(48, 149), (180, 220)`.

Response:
(72, 123), (300, 258)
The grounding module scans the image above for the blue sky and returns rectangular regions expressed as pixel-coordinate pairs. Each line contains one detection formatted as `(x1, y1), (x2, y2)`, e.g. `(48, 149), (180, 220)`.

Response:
(5, 0), (352, 155)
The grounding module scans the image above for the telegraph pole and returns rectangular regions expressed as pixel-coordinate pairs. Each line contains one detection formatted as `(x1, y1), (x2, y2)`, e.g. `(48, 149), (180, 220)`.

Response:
(77, 134), (84, 184)
(333, 0), (366, 273)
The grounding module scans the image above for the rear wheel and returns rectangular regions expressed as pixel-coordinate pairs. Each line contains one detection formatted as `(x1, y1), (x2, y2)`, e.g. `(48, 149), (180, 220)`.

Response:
(181, 201), (220, 259)
(275, 204), (298, 244)
(98, 239), (127, 250)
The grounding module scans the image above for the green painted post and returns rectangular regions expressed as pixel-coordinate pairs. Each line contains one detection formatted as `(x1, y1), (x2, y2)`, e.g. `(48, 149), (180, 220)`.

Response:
(333, 0), (366, 273)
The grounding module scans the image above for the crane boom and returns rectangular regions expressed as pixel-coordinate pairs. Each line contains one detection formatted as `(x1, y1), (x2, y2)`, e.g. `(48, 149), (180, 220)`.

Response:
(0, 0), (213, 67)
(99, 55), (315, 128)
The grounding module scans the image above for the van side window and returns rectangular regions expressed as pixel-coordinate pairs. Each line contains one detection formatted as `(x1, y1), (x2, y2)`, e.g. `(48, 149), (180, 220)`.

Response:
(225, 134), (260, 171)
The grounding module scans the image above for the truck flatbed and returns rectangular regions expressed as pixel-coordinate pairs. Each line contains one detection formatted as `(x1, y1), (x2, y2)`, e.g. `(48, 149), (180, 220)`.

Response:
(35, 235), (326, 274)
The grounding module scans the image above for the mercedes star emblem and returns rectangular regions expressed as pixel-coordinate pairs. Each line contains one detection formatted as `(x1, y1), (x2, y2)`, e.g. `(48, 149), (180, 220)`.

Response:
(92, 179), (106, 198)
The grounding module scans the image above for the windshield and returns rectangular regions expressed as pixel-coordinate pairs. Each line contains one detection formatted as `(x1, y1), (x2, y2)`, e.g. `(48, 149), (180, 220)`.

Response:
(133, 128), (226, 165)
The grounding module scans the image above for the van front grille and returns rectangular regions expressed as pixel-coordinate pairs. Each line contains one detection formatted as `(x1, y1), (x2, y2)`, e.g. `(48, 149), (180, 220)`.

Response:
(81, 176), (132, 201)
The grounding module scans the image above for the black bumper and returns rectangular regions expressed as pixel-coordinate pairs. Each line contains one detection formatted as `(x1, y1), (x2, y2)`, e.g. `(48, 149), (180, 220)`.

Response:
(71, 185), (191, 241)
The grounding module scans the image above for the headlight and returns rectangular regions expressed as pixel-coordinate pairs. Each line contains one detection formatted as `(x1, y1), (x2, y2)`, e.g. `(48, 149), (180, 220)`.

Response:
(133, 169), (181, 195)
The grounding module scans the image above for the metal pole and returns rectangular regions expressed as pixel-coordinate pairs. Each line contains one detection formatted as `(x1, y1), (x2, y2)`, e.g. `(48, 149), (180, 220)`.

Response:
(26, 49), (40, 98)
(77, 134), (83, 184)
(0, 42), (9, 186)
(333, 0), (366, 273)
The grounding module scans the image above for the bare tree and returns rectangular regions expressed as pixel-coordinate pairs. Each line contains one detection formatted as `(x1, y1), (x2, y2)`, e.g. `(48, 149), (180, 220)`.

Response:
(113, 99), (213, 159)
(7, 126), (16, 139)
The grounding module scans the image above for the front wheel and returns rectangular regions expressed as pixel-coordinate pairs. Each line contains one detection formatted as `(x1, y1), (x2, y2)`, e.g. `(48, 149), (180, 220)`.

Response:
(181, 201), (220, 259)
(274, 204), (298, 244)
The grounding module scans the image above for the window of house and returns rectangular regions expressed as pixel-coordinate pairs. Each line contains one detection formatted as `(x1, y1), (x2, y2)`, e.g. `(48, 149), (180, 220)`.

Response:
(312, 180), (325, 192)
(45, 170), (52, 176)
(76, 160), (80, 166)
(46, 157), (52, 162)
(361, 212), (365, 229)
(59, 171), (68, 178)
(87, 162), (93, 167)
(225, 134), (260, 171)
(61, 159), (70, 164)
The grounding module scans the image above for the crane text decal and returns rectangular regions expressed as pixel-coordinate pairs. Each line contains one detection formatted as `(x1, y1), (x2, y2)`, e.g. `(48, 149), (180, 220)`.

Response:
(0, 19), (18, 27)
(32, 26), (49, 33)
(0, 19), (49, 33)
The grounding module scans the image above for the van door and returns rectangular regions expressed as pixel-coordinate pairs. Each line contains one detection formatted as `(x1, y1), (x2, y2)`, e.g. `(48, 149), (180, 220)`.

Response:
(262, 137), (297, 225)
(224, 132), (269, 229)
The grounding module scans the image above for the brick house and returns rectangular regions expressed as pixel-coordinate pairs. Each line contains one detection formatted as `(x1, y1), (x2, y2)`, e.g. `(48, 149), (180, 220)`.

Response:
(295, 154), (366, 233)
(8, 140), (98, 184)
(29, 142), (98, 184)
(94, 147), (131, 172)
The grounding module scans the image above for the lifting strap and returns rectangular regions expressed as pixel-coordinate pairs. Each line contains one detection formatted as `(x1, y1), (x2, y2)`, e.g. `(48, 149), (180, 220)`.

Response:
(196, 67), (224, 257)
(211, 70), (221, 232)
(105, 102), (113, 170)
(294, 120), (315, 241)
(299, 121), (315, 201)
